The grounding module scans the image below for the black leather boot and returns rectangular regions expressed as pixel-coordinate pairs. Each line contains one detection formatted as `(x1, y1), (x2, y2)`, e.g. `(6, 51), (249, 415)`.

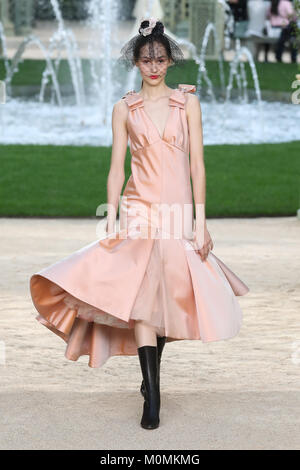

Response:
(137, 345), (160, 429)
(140, 335), (166, 399)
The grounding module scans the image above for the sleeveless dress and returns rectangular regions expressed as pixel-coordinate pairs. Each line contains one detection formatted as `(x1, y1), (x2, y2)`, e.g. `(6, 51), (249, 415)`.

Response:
(29, 84), (249, 368)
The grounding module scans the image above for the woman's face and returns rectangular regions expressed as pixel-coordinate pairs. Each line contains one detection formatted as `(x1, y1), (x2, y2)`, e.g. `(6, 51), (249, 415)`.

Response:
(135, 42), (172, 86)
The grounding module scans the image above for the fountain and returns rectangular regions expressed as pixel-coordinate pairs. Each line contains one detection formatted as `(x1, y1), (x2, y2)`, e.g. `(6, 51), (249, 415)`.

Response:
(40, 0), (86, 109)
(0, 0), (298, 146)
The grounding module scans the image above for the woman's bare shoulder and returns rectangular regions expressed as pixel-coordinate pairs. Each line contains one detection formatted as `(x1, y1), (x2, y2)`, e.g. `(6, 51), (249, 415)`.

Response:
(186, 92), (200, 104)
(186, 92), (201, 120)
(114, 97), (128, 110)
(112, 98), (128, 122)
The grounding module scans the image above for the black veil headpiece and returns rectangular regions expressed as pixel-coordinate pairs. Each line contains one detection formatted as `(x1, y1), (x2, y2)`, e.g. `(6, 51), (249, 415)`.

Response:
(117, 18), (186, 70)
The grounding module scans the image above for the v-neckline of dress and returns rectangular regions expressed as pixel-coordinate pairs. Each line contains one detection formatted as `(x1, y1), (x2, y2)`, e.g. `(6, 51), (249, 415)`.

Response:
(135, 89), (177, 141)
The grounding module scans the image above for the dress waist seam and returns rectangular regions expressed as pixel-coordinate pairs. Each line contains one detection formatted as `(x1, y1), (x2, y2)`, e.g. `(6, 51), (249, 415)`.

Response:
(131, 141), (187, 156)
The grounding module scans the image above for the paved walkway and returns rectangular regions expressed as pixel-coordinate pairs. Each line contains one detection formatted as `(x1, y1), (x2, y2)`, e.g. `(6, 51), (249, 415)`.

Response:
(0, 216), (299, 449)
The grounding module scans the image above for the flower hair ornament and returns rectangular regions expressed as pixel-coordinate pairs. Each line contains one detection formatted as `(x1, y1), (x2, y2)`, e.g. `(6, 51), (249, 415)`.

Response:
(117, 18), (185, 70)
(139, 17), (158, 36)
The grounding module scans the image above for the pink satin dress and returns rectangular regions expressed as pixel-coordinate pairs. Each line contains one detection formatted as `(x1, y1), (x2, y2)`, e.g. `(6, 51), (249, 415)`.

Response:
(29, 84), (249, 368)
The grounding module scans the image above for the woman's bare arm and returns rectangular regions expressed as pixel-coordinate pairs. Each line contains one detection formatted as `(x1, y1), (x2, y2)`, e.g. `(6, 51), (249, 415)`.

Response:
(186, 93), (206, 226)
(106, 99), (128, 234)
(186, 93), (213, 260)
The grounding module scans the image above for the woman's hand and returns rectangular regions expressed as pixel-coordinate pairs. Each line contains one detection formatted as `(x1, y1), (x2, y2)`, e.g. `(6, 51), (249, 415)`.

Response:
(105, 218), (116, 237)
(193, 226), (214, 262)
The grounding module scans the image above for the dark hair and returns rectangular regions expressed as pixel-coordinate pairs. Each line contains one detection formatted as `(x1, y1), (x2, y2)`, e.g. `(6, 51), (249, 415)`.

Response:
(271, 0), (280, 16)
(118, 19), (185, 71)
(133, 21), (172, 63)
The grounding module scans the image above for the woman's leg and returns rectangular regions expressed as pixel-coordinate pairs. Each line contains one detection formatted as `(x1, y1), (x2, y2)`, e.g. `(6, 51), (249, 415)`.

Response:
(134, 320), (160, 429)
(289, 21), (298, 63)
(275, 26), (287, 62)
(140, 334), (166, 398)
(264, 43), (270, 63)
(134, 320), (157, 348)
(276, 21), (298, 63)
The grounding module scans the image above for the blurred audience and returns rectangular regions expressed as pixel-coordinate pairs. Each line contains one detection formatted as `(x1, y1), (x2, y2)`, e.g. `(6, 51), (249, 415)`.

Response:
(227, 0), (299, 63)
(266, 0), (299, 62)
(227, 0), (249, 21)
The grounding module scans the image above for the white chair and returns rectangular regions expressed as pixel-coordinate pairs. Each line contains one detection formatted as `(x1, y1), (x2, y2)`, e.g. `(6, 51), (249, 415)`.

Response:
(246, 0), (271, 37)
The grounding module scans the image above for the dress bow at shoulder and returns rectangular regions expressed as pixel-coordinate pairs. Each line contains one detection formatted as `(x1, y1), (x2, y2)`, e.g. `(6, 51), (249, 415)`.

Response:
(122, 90), (144, 110)
(178, 84), (196, 93)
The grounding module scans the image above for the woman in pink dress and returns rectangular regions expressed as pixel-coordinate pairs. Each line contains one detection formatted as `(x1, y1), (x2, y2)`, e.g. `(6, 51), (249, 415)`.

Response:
(29, 18), (250, 430)
(267, 0), (299, 62)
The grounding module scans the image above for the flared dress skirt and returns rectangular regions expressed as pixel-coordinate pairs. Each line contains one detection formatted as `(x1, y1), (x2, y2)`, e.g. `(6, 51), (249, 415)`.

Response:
(29, 85), (250, 368)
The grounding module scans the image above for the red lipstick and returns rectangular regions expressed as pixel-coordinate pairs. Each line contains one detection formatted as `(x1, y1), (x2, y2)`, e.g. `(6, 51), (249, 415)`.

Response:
(150, 75), (159, 79)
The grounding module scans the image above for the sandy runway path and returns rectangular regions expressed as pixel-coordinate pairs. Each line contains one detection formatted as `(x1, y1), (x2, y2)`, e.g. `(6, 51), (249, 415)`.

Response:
(0, 216), (299, 449)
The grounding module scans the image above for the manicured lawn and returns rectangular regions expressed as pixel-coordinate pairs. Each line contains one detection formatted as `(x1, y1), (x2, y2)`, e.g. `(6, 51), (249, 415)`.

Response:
(0, 141), (299, 217)
(0, 58), (298, 94)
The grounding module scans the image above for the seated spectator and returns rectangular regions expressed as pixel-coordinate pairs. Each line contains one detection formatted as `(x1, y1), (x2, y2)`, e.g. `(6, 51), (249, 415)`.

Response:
(227, 0), (249, 37)
(266, 0), (299, 62)
(227, 0), (249, 21)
